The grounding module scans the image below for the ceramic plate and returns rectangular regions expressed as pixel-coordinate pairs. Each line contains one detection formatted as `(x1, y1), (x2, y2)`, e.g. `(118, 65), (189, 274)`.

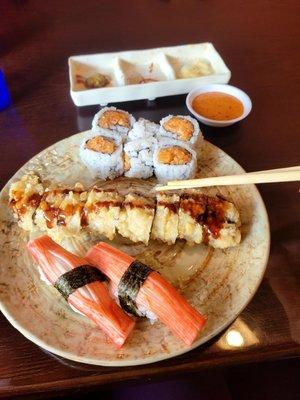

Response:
(0, 132), (270, 366)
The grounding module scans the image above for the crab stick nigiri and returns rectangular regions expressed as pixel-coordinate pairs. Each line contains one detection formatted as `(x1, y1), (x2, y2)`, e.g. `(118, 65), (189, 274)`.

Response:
(27, 235), (135, 348)
(87, 242), (207, 346)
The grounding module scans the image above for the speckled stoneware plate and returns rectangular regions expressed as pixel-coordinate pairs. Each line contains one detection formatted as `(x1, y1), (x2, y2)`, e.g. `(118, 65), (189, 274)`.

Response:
(0, 131), (270, 366)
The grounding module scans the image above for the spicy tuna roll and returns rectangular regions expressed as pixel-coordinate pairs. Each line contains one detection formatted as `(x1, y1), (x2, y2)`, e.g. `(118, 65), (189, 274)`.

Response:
(153, 139), (197, 182)
(159, 115), (202, 148)
(79, 133), (123, 180)
(123, 138), (156, 179)
(92, 107), (135, 139)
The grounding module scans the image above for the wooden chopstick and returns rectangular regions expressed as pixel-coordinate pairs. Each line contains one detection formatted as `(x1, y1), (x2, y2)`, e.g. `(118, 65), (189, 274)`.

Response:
(155, 166), (300, 191)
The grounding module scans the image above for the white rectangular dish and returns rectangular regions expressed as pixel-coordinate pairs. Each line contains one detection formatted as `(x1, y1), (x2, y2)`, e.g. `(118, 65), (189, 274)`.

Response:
(69, 42), (231, 107)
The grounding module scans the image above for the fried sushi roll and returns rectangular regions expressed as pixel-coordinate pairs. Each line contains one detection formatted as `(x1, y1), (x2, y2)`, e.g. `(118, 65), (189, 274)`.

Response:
(178, 192), (241, 248)
(159, 115), (202, 148)
(153, 139), (197, 182)
(79, 134), (124, 180)
(117, 193), (155, 245)
(92, 107), (135, 139)
(123, 138), (156, 179)
(151, 193), (180, 244)
(9, 173), (44, 231)
(35, 187), (87, 239)
(84, 188), (124, 240)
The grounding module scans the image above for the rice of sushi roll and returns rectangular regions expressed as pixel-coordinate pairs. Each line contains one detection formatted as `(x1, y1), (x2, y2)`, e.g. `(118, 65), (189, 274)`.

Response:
(123, 138), (156, 179)
(153, 139), (197, 182)
(79, 133), (124, 180)
(159, 115), (202, 148)
(151, 193), (180, 244)
(117, 193), (155, 244)
(92, 107), (135, 139)
(127, 118), (159, 141)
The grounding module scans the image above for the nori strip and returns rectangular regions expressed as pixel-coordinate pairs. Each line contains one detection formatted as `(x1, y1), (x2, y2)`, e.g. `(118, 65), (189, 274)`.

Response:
(54, 265), (106, 300)
(118, 261), (153, 317)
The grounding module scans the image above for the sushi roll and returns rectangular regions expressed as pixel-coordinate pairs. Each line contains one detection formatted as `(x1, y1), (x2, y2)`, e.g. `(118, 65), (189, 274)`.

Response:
(127, 118), (159, 141)
(178, 192), (241, 248)
(84, 188), (124, 240)
(159, 115), (202, 148)
(35, 187), (88, 240)
(123, 138), (156, 179)
(87, 242), (207, 345)
(79, 134), (124, 180)
(92, 107), (135, 139)
(153, 139), (197, 182)
(178, 192), (206, 244)
(117, 193), (155, 244)
(28, 235), (134, 348)
(151, 193), (180, 244)
(9, 173), (44, 231)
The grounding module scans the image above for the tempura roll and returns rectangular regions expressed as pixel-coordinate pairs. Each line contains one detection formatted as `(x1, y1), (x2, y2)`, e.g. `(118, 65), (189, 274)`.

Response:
(84, 188), (124, 240)
(178, 192), (241, 248)
(151, 193), (180, 244)
(35, 188), (87, 239)
(117, 193), (155, 244)
(9, 173), (44, 231)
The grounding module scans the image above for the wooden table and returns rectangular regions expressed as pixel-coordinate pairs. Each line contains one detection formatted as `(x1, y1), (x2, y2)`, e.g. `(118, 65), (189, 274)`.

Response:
(1, 0), (299, 398)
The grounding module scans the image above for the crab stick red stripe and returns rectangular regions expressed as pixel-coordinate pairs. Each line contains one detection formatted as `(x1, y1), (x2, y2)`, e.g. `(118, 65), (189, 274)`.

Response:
(27, 235), (135, 348)
(87, 242), (207, 346)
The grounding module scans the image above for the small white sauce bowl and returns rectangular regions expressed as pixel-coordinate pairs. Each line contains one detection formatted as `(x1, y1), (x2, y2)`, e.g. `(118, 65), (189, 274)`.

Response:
(186, 84), (252, 127)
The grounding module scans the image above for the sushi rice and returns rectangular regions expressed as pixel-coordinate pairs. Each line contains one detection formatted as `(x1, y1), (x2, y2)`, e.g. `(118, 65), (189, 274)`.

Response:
(127, 118), (159, 141)
(123, 138), (157, 179)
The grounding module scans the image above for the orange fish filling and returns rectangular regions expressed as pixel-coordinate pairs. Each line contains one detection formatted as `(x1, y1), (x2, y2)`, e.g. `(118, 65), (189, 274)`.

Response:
(158, 146), (192, 165)
(98, 110), (130, 129)
(163, 117), (194, 141)
(123, 152), (131, 172)
(86, 136), (116, 154)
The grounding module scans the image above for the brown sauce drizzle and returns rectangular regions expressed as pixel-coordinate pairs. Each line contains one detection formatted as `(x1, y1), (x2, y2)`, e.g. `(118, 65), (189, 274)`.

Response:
(89, 200), (123, 211)
(180, 194), (227, 241)
(157, 201), (179, 214)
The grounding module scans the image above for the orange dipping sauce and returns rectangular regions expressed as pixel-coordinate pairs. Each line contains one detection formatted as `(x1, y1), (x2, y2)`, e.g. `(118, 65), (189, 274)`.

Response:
(192, 91), (244, 121)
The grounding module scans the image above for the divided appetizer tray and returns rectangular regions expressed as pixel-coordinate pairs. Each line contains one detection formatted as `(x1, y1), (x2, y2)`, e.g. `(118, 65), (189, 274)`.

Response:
(69, 42), (231, 106)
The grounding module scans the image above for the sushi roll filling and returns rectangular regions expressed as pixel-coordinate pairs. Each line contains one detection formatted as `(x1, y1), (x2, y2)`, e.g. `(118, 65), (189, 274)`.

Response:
(98, 110), (130, 129)
(118, 261), (153, 316)
(86, 136), (116, 154)
(54, 265), (106, 300)
(163, 117), (194, 141)
(123, 152), (131, 172)
(158, 146), (192, 165)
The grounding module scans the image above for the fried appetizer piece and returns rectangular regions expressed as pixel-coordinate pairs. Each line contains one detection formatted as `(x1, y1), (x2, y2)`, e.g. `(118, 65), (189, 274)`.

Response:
(35, 188), (87, 238)
(9, 173), (44, 231)
(151, 193), (180, 244)
(178, 192), (241, 248)
(84, 188), (124, 240)
(117, 193), (155, 245)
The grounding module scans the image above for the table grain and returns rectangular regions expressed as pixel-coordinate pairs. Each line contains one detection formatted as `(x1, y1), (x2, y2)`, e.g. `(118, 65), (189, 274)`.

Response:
(0, 0), (299, 398)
